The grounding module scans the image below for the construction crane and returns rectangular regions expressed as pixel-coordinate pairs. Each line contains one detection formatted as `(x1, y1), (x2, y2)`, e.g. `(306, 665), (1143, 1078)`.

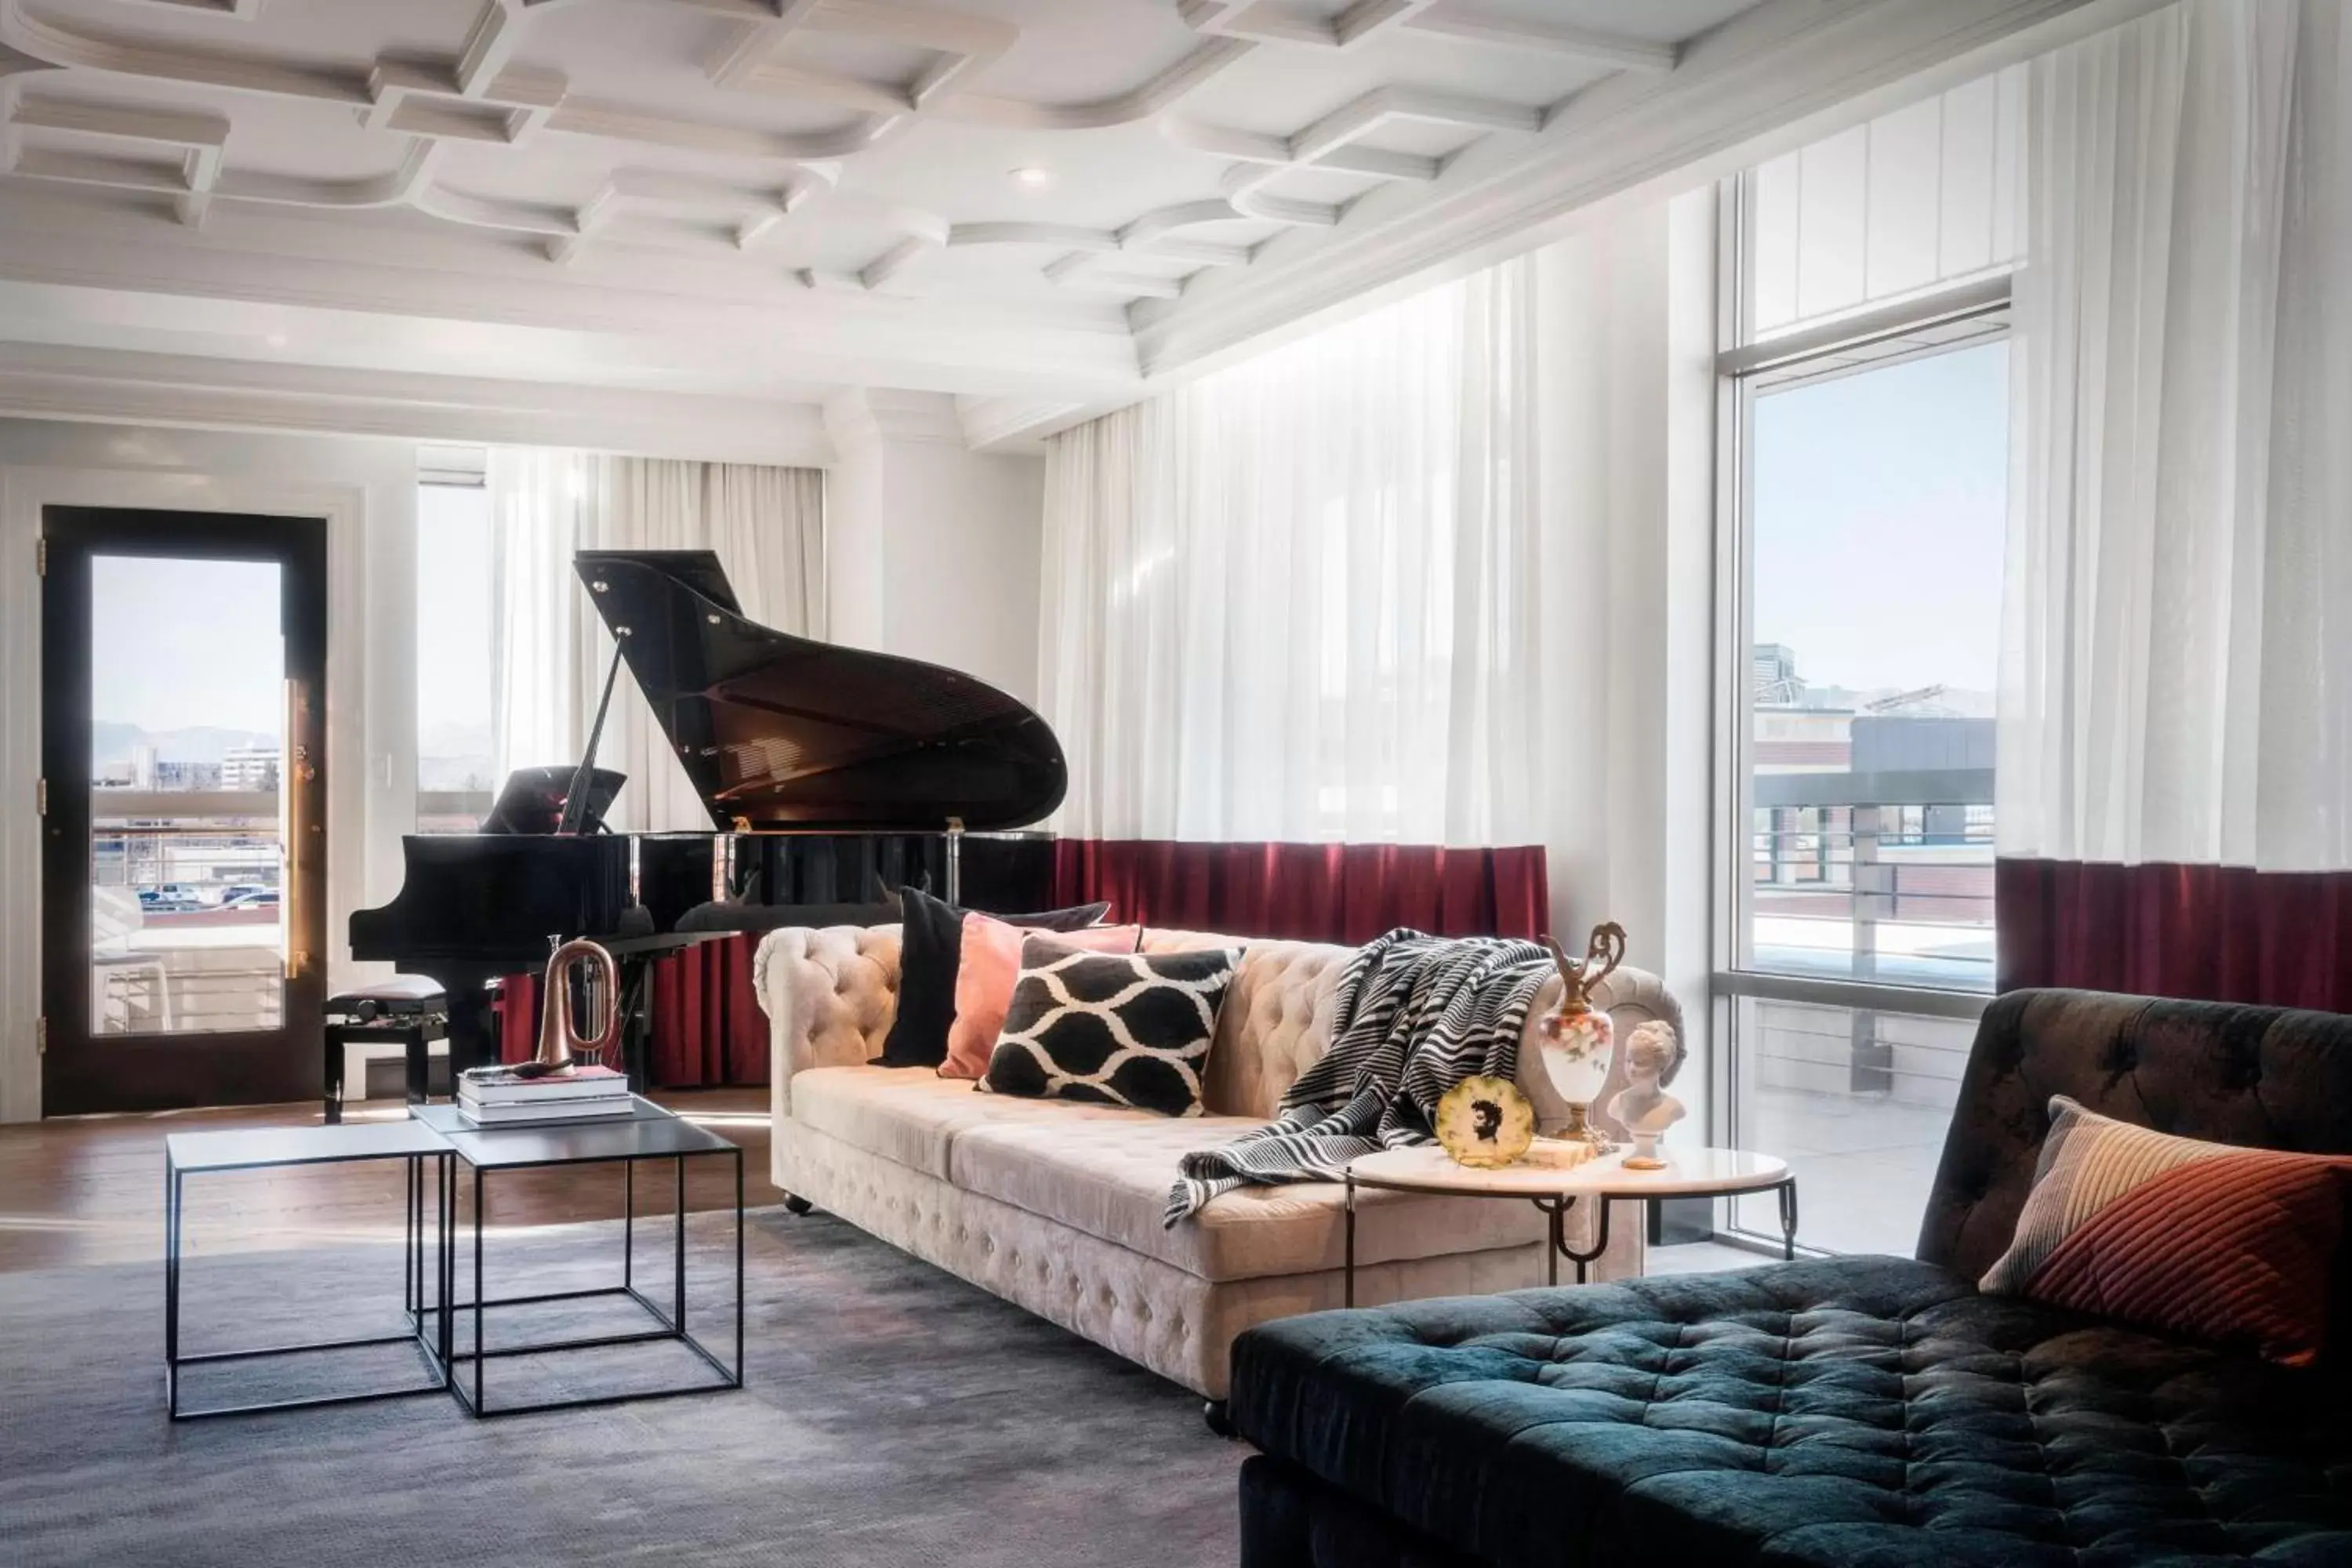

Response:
(1864, 684), (1946, 713)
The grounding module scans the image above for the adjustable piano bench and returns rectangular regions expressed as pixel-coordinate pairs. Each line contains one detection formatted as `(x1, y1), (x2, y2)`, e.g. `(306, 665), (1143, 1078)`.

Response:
(322, 977), (450, 1123)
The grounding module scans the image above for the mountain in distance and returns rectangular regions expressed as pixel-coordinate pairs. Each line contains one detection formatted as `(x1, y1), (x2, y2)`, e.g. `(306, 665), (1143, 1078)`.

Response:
(419, 719), (495, 793)
(93, 721), (278, 768)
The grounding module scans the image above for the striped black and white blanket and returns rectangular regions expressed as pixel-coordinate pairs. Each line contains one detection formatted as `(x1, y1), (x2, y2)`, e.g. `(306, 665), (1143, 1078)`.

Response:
(1163, 929), (1555, 1227)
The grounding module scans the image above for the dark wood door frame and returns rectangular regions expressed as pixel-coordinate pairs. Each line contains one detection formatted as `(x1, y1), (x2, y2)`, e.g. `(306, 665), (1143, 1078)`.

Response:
(39, 506), (329, 1116)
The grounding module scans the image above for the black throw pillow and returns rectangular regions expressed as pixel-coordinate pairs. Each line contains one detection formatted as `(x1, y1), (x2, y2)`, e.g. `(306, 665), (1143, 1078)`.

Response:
(876, 886), (1112, 1068)
(982, 936), (1242, 1117)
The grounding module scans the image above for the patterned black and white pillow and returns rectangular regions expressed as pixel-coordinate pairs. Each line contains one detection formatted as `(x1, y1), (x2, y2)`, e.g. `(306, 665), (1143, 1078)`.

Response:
(982, 936), (1243, 1117)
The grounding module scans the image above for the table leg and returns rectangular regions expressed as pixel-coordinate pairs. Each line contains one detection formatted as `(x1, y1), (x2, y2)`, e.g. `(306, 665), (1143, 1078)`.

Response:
(1344, 1171), (1357, 1308)
(404, 1155), (416, 1319)
(623, 1157), (634, 1291)
(733, 1148), (745, 1385)
(1778, 1180), (1799, 1260)
(673, 1155), (687, 1332)
(472, 1167), (485, 1415)
(1549, 1195), (1613, 1286)
(164, 1159), (180, 1417)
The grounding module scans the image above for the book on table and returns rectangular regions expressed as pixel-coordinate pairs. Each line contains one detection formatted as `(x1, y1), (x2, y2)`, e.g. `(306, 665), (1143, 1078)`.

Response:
(457, 1064), (626, 1105)
(456, 1095), (637, 1126)
(456, 1063), (634, 1125)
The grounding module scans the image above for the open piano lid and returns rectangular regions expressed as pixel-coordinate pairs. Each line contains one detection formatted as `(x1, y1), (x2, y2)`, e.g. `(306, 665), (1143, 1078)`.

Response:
(575, 549), (1068, 833)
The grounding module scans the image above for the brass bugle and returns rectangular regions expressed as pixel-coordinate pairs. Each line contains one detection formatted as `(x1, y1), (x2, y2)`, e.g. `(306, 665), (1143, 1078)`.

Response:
(536, 938), (622, 1067)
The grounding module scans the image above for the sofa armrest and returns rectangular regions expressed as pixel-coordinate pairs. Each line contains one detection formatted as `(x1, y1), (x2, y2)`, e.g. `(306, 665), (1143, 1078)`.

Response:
(753, 924), (904, 1121)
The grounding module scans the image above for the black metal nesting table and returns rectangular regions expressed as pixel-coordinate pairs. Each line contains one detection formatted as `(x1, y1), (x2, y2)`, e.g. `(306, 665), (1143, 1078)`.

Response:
(162, 1098), (742, 1421)
(164, 1120), (455, 1420)
(412, 1098), (744, 1418)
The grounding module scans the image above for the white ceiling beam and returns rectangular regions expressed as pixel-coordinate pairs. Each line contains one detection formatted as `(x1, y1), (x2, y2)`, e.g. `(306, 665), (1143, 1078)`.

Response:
(942, 38), (1249, 130)
(741, 62), (913, 114)
(12, 96), (230, 151)
(1405, 2), (1677, 73)
(455, 2), (523, 97)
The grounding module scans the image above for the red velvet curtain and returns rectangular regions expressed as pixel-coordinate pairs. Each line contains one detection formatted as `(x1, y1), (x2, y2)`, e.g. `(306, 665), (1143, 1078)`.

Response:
(1997, 857), (2352, 1012)
(1050, 838), (1550, 945)
(493, 841), (1552, 1083)
(492, 931), (769, 1087)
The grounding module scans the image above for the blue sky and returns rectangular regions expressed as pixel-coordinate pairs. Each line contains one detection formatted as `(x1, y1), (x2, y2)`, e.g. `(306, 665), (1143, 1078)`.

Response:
(91, 555), (282, 736)
(1750, 340), (2009, 695)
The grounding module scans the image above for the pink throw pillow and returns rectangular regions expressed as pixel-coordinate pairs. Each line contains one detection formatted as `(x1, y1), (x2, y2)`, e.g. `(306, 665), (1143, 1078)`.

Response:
(941, 913), (1142, 1079)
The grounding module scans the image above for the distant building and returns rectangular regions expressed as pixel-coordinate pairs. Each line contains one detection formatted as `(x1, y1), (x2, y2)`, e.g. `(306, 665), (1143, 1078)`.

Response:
(1752, 643), (1805, 705)
(220, 746), (280, 790)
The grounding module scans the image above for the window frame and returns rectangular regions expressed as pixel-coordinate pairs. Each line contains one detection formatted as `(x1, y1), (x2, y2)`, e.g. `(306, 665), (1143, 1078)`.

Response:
(415, 459), (495, 833)
(1708, 171), (2015, 1250)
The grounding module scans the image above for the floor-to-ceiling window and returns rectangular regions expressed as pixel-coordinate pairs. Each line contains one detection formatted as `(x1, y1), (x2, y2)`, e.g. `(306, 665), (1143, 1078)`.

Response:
(416, 445), (495, 831)
(1714, 71), (2022, 1255)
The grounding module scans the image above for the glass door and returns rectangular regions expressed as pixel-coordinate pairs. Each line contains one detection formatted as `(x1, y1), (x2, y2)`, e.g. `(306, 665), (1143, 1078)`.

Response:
(39, 507), (328, 1115)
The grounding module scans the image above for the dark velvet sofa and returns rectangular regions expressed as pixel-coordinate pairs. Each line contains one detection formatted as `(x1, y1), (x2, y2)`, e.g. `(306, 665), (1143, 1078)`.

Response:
(1226, 989), (2352, 1567)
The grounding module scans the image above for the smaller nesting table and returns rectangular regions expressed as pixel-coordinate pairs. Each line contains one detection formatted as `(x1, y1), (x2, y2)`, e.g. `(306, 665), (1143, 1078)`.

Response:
(1342, 1143), (1795, 1304)
(165, 1120), (454, 1420)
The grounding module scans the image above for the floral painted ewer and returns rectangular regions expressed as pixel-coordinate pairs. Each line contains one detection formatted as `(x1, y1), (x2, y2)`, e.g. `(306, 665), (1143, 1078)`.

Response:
(1537, 922), (1628, 1151)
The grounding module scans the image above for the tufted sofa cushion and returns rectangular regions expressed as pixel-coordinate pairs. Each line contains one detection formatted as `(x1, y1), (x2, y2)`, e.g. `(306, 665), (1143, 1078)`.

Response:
(1229, 1256), (2352, 1566)
(952, 1116), (1548, 1283)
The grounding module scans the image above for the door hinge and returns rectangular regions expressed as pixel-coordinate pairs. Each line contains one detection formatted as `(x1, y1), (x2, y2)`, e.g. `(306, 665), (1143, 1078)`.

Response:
(35, 777), (46, 816)
(35, 1016), (46, 1055)
(35, 535), (46, 576)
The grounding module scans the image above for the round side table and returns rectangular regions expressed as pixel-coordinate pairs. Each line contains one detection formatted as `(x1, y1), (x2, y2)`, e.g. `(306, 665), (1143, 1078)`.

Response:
(1341, 1143), (1795, 1305)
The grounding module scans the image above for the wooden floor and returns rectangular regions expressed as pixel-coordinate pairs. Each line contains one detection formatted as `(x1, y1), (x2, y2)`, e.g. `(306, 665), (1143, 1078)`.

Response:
(0, 1088), (781, 1273)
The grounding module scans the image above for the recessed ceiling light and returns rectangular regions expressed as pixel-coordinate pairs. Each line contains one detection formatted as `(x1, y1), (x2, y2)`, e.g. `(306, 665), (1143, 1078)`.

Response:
(1010, 166), (1051, 188)
(264, 332), (289, 349)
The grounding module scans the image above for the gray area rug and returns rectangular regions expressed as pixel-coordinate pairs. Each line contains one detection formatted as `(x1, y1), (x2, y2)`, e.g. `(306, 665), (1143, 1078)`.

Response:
(1, 1208), (1243, 1566)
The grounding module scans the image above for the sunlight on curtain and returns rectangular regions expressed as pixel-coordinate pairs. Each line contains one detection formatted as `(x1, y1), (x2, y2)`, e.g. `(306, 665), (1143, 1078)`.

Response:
(1998, 0), (2352, 873)
(1041, 260), (1544, 846)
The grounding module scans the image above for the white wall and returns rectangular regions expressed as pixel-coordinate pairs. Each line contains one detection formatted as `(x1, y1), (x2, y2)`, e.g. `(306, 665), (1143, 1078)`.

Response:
(826, 389), (1046, 705)
(1535, 189), (1720, 1138)
(0, 420), (418, 1122)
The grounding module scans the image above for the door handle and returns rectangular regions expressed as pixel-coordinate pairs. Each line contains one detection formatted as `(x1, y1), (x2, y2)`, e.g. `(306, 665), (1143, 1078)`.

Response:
(281, 678), (317, 980)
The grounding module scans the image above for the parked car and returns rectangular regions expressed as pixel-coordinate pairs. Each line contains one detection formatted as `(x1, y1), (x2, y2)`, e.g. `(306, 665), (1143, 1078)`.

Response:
(137, 885), (205, 913)
(219, 889), (281, 909)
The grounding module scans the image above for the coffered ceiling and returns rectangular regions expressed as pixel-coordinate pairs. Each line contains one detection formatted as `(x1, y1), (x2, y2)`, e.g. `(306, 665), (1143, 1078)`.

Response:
(0, 0), (2134, 454)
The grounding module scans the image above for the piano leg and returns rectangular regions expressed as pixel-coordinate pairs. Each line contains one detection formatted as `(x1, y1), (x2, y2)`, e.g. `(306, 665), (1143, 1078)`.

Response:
(617, 953), (656, 1096)
(441, 982), (502, 1081)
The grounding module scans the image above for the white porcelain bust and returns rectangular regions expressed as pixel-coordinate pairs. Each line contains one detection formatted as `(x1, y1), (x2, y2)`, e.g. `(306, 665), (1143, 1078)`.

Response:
(1605, 1022), (1685, 1167)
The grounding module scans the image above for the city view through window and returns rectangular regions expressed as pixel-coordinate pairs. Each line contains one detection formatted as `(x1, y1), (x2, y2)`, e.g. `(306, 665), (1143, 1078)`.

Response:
(1730, 338), (2008, 1255)
(89, 554), (286, 1036)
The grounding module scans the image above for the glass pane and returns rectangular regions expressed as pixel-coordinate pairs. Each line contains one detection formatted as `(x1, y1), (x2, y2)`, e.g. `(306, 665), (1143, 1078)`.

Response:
(1726, 996), (1974, 1254)
(1741, 341), (2006, 990)
(416, 482), (495, 831)
(90, 555), (285, 1035)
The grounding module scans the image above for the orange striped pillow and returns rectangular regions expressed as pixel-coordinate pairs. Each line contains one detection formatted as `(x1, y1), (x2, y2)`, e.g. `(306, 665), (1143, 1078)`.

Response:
(1980, 1096), (2352, 1366)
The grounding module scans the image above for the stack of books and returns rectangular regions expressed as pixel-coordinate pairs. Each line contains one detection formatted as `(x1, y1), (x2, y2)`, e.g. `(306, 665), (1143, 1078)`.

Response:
(456, 1063), (634, 1126)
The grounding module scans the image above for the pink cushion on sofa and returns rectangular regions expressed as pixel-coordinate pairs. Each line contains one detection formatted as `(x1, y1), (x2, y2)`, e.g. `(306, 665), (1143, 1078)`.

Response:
(942, 916), (1142, 1079)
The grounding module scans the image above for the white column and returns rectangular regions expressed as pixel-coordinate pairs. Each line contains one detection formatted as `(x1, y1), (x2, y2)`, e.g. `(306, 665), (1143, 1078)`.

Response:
(1534, 189), (1719, 1136)
(822, 389), (1046, 703)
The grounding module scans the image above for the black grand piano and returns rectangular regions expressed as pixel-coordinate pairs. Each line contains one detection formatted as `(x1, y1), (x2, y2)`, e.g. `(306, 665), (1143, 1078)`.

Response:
(350, 548), (1067, 1086)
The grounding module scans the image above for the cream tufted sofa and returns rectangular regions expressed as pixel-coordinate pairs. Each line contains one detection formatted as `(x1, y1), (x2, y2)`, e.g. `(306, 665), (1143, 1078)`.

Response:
(754, 924), (1685, 1399)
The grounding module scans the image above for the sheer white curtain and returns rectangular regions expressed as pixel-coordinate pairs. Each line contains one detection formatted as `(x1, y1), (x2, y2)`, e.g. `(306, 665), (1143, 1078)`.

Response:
(489, 451), (826, 833)
(1998, 0), (2352, 871)
(1040, 260), (1545, 845)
